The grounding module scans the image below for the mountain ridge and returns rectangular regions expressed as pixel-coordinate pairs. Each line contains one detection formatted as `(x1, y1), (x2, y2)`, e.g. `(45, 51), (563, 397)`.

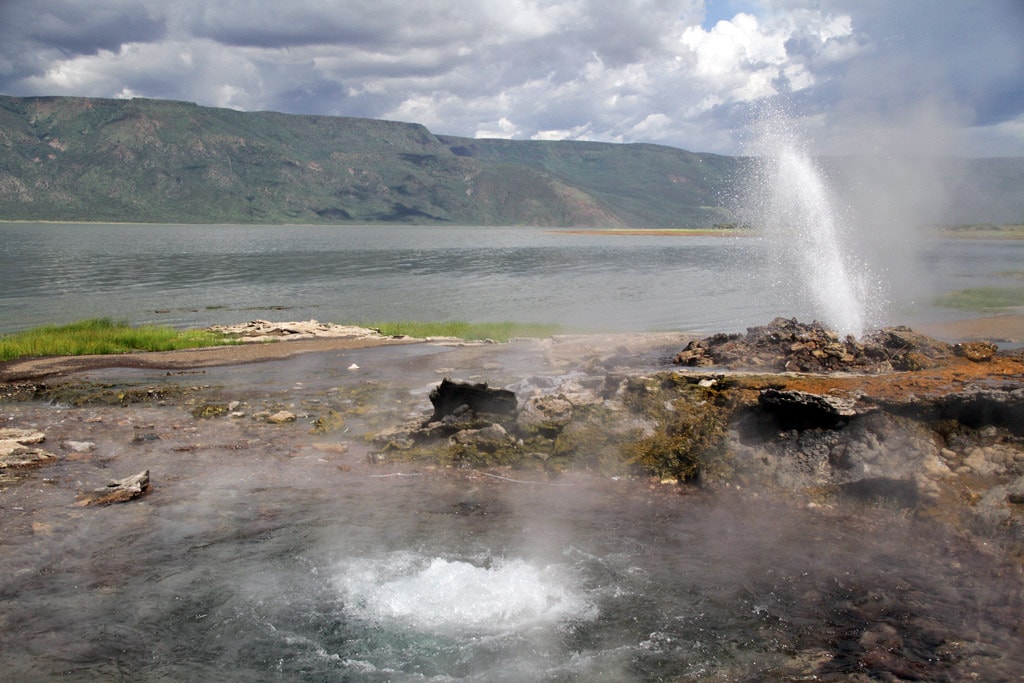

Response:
(0, 94), (1021, 226)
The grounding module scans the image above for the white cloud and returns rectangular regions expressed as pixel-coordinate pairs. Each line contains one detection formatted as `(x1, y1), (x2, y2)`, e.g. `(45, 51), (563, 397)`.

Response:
(475, 116), (521, 139)
(532, 122), (595, 140)
(679, 9), (855, 109)
(629, 113), (673, 138)
(0, 0), (1021, 156)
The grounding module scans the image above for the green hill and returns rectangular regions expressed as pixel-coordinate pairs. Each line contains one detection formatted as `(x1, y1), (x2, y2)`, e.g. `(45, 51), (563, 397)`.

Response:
(0, 95), (736, 226)
(0, 94), (1021, 226)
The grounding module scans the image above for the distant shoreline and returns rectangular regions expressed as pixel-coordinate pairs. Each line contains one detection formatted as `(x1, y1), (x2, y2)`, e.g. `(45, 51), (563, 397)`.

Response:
(552, 228), (751, 237)
(4, 221), (1022, 238)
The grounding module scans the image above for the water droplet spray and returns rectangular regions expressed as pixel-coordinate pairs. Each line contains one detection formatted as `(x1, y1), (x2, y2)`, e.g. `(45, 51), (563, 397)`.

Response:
(744, 108), (884, 337)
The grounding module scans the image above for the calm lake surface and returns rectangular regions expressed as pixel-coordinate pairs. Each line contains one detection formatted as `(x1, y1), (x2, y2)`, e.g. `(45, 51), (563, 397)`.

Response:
(1, 222), (1021, 334)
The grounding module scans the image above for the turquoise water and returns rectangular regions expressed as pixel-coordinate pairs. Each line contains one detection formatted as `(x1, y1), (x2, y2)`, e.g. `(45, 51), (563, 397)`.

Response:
(1, 222), (1020, 334)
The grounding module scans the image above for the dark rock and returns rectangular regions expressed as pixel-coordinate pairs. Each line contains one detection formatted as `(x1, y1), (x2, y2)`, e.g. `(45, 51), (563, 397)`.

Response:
(1008, 477), (1024, 505)
(131, 431), (161, 443)
(838, 477), (921, 508)
(672, 319), (953, 374)
(758, 388), (862, 429)
(936, 388), (1024, 435)
(428, 378), (517, 422)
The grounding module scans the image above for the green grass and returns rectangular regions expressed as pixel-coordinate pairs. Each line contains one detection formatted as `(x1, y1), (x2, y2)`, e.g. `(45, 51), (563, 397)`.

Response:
(936, 286), (1024, 311)
(0, 318), (233, 361)
(938, 224), (1024, 239)
(364, 320), (562, 342)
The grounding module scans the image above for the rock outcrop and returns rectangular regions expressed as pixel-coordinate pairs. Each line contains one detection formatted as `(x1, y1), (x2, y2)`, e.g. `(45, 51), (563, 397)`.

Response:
(75, 470), (151, 507)
(0, 427), (57, 468)
(208, 319), (385, 342)
(673, 317), (953, 373)
(364, 321), (1024, 553)
(428, 378), (517, 422)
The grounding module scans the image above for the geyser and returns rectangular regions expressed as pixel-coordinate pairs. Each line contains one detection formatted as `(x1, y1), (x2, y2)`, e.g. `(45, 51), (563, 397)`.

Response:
(746, 111), (882, 336)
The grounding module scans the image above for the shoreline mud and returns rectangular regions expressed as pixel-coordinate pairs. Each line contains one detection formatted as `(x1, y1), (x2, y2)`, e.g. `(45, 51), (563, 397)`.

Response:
(3, 312), (1021, 384)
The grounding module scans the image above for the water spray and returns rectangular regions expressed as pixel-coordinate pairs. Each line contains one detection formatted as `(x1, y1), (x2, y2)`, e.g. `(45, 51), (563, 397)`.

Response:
(745, 108), (883, 337)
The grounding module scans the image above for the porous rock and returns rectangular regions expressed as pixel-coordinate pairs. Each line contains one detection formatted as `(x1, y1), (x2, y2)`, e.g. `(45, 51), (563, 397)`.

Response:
(75, 470), (150, 507)
(673, 318), (954, 373)
(450, 423), (511, 448)
(429, 378), (517, 422)
(954, 341), (998, 362)
(0, 428), (56, 468)
(758, 388), (863, 429)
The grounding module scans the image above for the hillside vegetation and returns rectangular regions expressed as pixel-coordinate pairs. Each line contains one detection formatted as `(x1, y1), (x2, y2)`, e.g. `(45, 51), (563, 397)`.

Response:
(0, 95), (737, 227)
(0, 94), (1021, 226)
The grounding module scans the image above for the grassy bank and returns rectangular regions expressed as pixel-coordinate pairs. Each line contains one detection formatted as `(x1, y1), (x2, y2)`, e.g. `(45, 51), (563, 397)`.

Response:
(936, 286), (1024, 311)
(0, 319), (233, 361)
(0, 319), (563, 362)
(937, 224), (1024, 239)
(365, 321), (562, 342)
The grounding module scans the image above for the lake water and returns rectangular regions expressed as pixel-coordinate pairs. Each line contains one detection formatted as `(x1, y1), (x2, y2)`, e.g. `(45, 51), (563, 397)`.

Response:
(2, 223), (1020, 335)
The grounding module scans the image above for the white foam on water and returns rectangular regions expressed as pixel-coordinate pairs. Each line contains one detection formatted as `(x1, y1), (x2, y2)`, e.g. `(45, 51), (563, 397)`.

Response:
(334, 552), (594, 633)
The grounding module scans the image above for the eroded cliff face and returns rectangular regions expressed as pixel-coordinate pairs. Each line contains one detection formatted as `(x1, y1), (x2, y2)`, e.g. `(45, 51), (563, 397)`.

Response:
(367, 320), (1024, 555)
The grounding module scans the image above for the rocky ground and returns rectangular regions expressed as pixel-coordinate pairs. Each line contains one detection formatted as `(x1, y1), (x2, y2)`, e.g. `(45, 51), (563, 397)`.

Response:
(359, 318), (1024, 560)
(3, 317), (1023, 555)
(3, 318), (1024, 680)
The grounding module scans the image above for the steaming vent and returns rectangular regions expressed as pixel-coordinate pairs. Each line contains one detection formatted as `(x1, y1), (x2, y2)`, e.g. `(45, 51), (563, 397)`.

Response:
(334, 552), (595, 632)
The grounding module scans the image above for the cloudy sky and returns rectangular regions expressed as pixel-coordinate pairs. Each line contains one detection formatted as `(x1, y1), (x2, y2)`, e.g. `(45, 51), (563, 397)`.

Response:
(1, 0), (1022, 156)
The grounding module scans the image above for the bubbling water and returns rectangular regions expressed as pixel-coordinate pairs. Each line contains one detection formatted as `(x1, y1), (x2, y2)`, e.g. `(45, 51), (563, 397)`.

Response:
(334, 552), (595, 632)
(746, 112), (884, 336)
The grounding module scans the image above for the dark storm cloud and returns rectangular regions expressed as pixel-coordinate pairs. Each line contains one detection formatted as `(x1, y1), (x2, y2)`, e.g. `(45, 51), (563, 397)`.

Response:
(10, 0), (165, 55)
(187, 1), (397, 48)
(835, 0), (1024, 126)
(0, 0), (165, 86)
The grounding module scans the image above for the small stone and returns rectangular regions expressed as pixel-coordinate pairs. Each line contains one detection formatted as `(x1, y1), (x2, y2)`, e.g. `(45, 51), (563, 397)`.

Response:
(964, 448), (1005, 476)
(348, 363), (360, 370)
(0, 428), (46, 444)
(314, 442), (350, 454)
(954, 341), (998, 362)
(267, 411), (297, 424)
(64, 441), (96, 453)
(0, 445), (57, 468)
(75, 470), (150, 507)
(922, 455), (954, 478)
